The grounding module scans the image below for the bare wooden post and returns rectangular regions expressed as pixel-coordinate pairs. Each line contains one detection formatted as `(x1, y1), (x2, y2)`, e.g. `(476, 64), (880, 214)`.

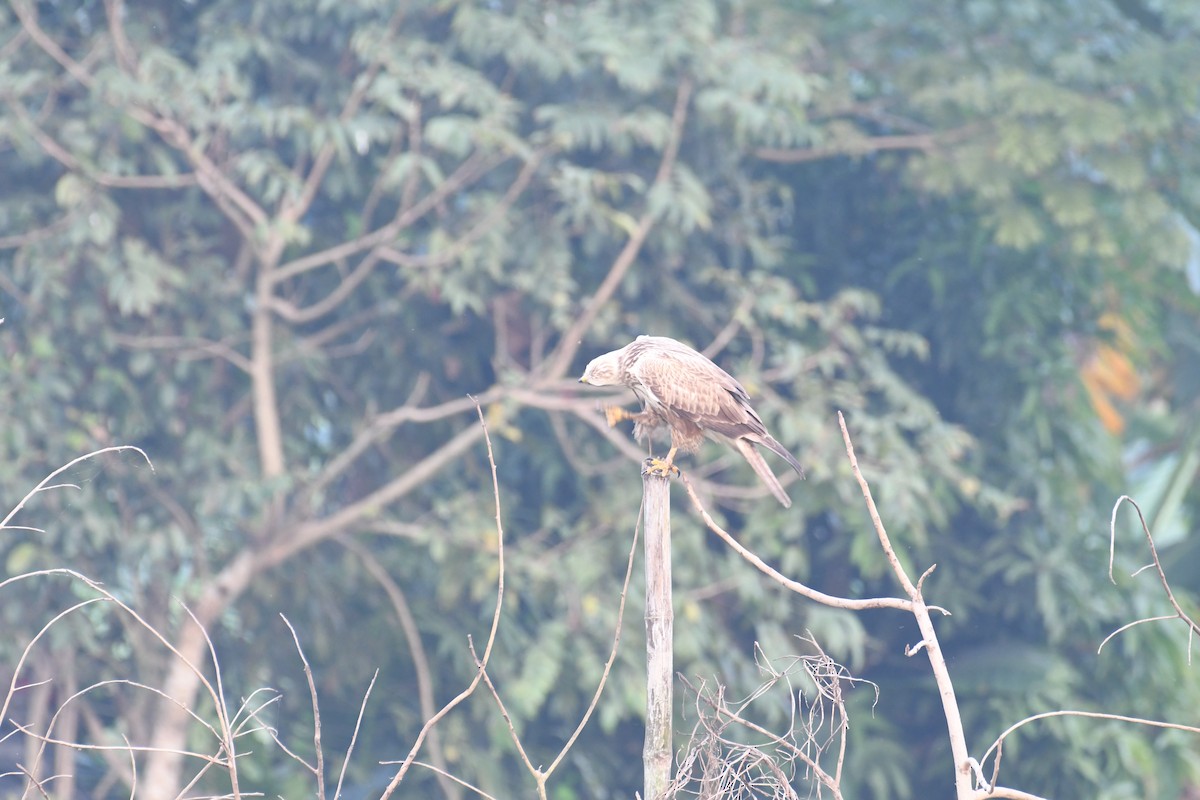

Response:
(641, 465), (673, 799)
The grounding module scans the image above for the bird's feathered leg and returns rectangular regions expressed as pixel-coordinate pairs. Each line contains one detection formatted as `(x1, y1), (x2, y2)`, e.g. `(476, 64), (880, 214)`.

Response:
(602, 405), (680, 477)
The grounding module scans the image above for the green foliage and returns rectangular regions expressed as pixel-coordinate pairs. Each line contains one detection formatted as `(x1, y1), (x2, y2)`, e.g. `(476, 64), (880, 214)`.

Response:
(2, 0), (1200, 799)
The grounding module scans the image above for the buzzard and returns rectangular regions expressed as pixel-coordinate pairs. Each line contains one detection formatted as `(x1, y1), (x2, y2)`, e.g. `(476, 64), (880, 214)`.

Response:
(579, 335), (804, 507)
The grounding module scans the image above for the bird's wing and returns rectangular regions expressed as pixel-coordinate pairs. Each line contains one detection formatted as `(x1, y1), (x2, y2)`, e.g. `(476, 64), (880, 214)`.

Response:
(626, 340), (765, 440)
(627, 337), (805, 478)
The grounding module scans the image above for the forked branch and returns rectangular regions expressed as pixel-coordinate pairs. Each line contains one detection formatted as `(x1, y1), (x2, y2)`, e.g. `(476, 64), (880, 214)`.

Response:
(1102, 495), (1200, 654)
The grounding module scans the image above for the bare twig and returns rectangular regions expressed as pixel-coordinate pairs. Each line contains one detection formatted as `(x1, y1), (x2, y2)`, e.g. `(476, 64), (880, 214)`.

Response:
(1, 446), (152, 532)
(2, 598), (110, 745)
(472, 494), (643, 800)
(176, 603), (242, 800)
(678, 473), (915, 612)
(333, 671), (378, 800)
(542, 78), (694, 380)
(545, 500), (642, 776)
(411, 761), (500, 800)
(1104, 496), (1200, 654)
(675, 658), (845, 800)
(280, 616), (324, 791)
(377, 403), (507, 799)
(0, 565), (248, 800)
(120, 732), (137, 800)
(339, 538), (458, 800)
(838, 412), (973, 798)
(980, 709), (1200, 786)
(8, 720), (225, 766)
(468, 639), (543, 798)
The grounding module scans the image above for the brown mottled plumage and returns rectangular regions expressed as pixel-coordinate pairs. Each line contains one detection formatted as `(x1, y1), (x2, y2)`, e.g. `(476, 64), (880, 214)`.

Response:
(579, 335), (804, 507)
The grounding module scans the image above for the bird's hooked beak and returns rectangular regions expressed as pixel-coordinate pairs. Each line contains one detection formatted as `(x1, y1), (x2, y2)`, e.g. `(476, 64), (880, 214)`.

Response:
(578, 376), (588, 384)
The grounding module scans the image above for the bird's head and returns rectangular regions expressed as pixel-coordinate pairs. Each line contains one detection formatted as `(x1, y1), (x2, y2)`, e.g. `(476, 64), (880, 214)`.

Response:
(579, 351), (622, 386)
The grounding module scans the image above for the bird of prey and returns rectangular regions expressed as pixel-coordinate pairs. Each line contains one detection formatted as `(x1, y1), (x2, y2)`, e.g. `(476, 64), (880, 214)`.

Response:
(579, 335), (804, 507)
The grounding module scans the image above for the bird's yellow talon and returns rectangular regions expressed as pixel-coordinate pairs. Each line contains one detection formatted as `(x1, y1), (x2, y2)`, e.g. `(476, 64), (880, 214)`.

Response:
(604, 406), (632, 427)
(642, 457), (680, 478)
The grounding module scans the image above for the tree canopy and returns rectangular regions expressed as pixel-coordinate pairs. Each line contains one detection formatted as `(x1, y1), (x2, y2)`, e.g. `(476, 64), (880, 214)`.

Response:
(2, 1), (1199, 798)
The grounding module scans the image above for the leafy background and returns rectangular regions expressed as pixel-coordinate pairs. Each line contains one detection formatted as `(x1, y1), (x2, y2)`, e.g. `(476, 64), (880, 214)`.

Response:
(2, 1), (1199, 798)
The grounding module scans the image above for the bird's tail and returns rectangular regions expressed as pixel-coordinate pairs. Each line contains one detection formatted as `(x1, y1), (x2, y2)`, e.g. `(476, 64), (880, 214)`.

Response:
(758, 435), (805, 479)
(735, 439), (792, 508)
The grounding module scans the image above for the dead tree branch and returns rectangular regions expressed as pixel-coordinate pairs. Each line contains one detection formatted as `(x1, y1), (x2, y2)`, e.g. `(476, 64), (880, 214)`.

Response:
(1103, 495), (1200, 654)
(377, 405), (507, 799)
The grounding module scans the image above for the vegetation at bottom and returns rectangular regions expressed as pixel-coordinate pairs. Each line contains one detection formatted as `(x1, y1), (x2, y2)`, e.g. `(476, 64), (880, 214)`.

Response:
(2, 1), (1200, 798)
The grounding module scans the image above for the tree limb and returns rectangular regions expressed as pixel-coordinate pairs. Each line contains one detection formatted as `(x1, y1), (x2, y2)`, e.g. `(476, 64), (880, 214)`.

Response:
(755, 126), (979, 163)
(272, 150), (503, 284)
(679, 472), (916, 612)
(541, 77), (694, 379)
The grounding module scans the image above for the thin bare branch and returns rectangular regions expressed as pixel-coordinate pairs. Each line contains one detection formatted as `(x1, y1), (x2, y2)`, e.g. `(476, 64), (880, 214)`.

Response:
(110, 333), (252, 374)
(279, 419), (488, 564)
(245, 627), (319, 776)
(678, 473), (913, 612)
(1, 446), (153, 533)
(977, 789), (1050, 800)
(339, 539), (458, 800)
(980, 709), (1200, 784)
(377, 404), (507, 799)
(11, 762), (57, 800)
(1106, 495), (1200, 648)
(2, 568), (233, 782)
(120, 732), (137, 800)
(677, 670), (843, 799)
(838, 412), (972, 799)
(332, 671), (378, 800)
(272, 150), (502, 284)
(473, 500), (640, 796)
(8, 720), (226, 766)
(1, 598), (108, 733)
(545, 508), (640, 776)
(469, 639), (539, 782)
(840, 412), (921, 599)
(412, 761), (499, 800)
(175, 602), (243, 799)
(376, 145), (548, 272)
(542, 78), (694, 379)
(1097, 614), (1177, 653)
